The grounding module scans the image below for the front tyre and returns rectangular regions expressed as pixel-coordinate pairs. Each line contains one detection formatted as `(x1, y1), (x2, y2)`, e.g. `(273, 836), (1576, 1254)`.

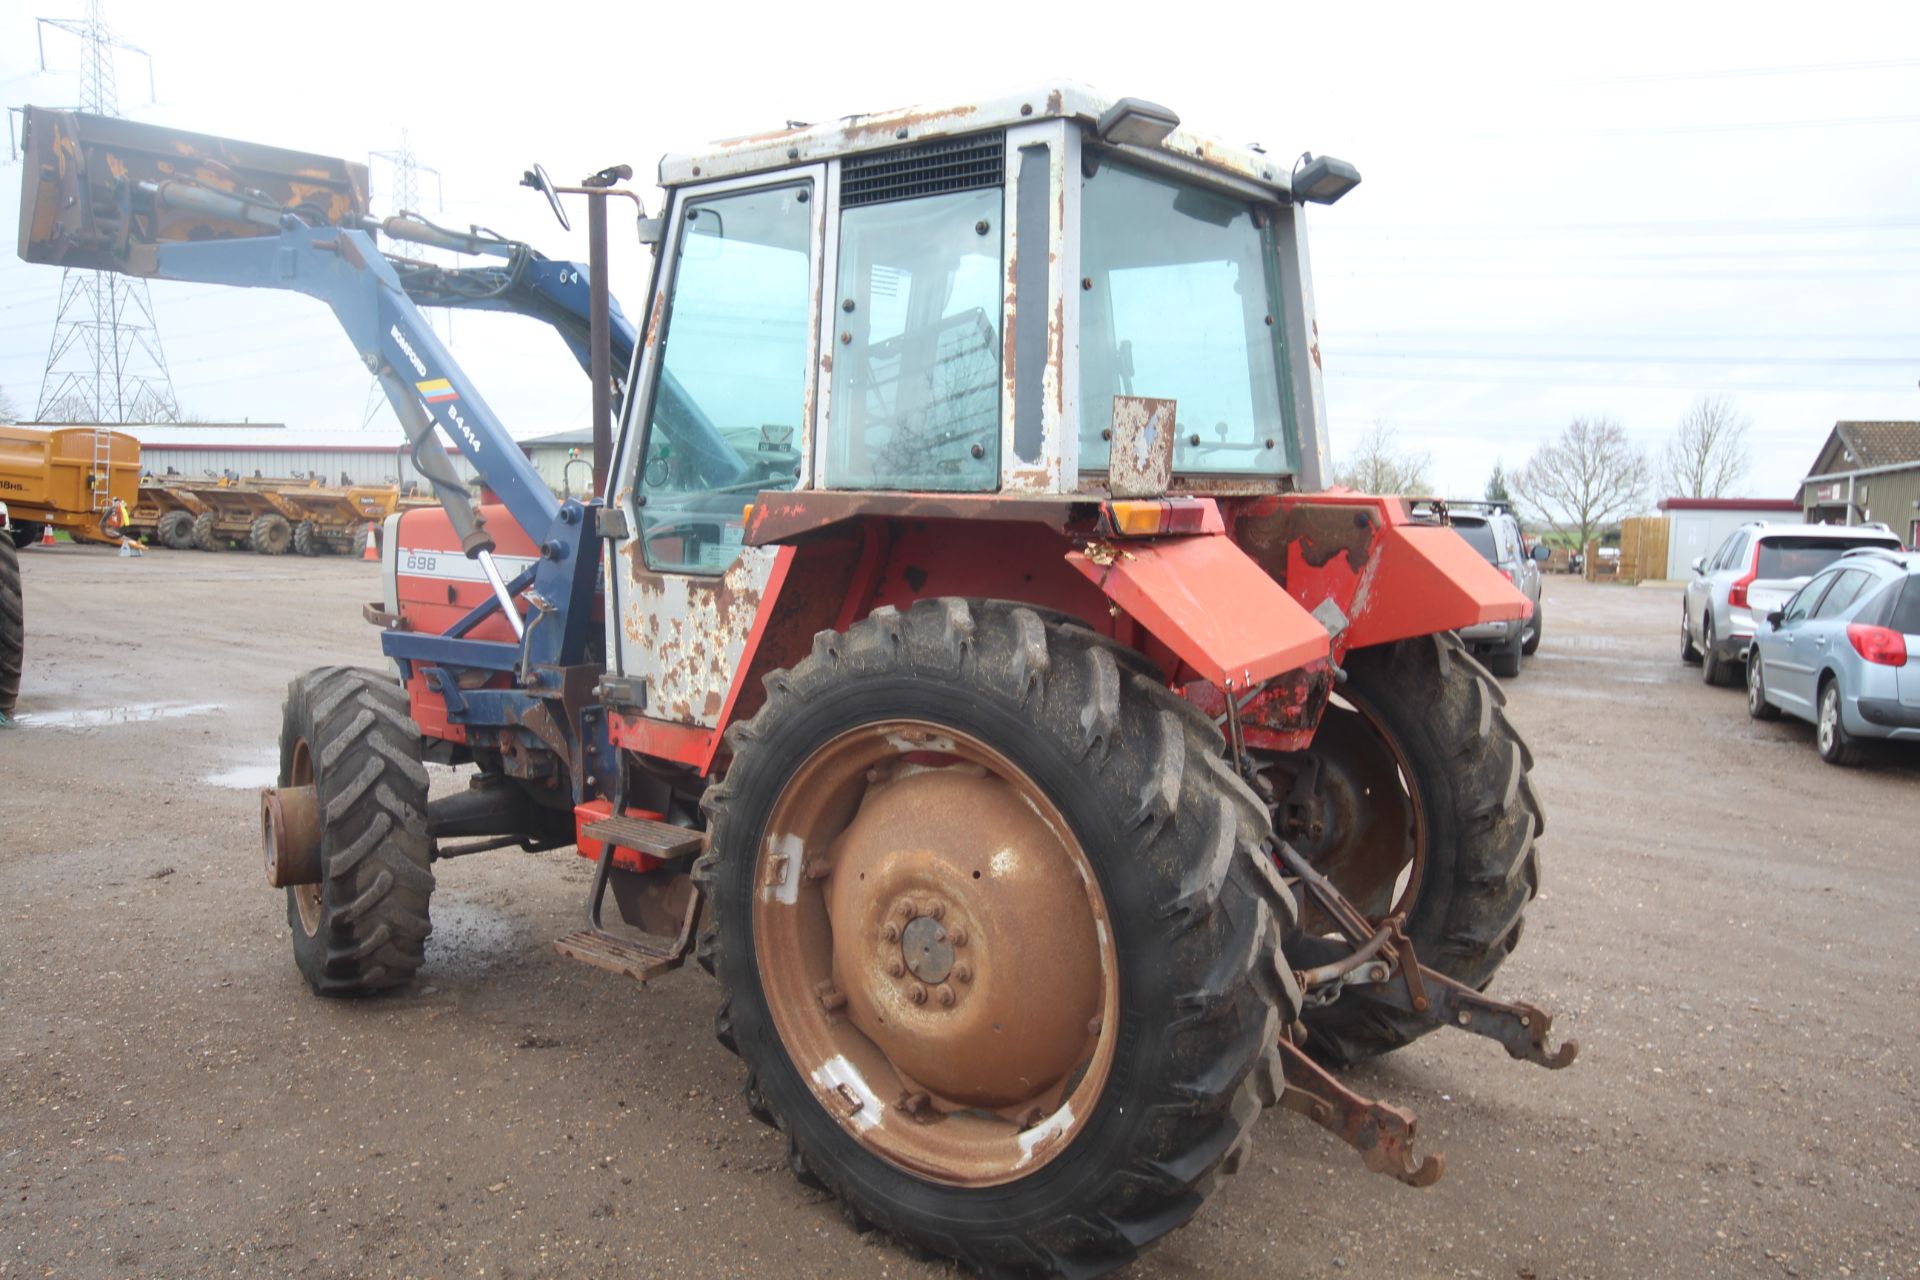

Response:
(696, 600), (1298, 1277)
(0, 535), (21, 718)
(1746, 651), (1781, 721)
(279, 666), (434, 994)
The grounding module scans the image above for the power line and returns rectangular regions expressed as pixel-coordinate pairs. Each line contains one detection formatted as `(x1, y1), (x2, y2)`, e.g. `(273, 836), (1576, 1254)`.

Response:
(1315, 215), (1920, 240)
(1329, 349), (1917, 368)
(1576, 56), (1920, 84)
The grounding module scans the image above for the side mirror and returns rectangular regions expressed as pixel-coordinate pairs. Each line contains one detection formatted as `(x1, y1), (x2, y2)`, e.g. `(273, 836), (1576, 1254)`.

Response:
(1767, 608), (1785, 630)
(1691, 556), (1706, 575)
(520, 163), (571, 232)
(1531, 543), (1550, 562)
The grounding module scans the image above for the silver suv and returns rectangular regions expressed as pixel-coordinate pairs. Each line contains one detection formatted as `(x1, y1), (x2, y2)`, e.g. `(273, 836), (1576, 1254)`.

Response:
(1682, 521), (1903, 686)
(1429, 502), (1545, 677)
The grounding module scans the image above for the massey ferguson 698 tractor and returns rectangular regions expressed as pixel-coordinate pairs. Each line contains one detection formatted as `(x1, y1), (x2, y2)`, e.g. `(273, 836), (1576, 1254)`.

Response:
(19, 87), (1573, 1275)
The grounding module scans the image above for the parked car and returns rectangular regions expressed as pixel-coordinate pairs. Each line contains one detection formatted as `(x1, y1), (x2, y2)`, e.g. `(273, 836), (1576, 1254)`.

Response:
(1445, 503), (1547, 677)
(1746, 548), (1919, 764)
(1682, 522), (1903, 687)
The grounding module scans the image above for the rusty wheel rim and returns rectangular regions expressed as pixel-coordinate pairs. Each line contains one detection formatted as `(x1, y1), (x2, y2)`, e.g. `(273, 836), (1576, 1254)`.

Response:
(1265, 690), (1426, 934)
(289, 738), (323, 937)
(752, 720), (1118, 1187)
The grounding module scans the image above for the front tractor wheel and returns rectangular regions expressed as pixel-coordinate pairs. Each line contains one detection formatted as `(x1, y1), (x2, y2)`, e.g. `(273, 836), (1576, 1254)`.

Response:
(697, 600), (1297, 1276)
(276, 666), (434, 995)
(1272, 632), (1543, 1066)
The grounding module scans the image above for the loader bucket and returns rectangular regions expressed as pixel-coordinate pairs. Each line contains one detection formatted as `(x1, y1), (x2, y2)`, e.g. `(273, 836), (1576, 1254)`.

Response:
(18, 105), (370, 275)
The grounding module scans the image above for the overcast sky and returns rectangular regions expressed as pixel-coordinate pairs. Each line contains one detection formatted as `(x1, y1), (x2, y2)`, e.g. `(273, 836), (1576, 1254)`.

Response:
(2, 0), (1916, 502)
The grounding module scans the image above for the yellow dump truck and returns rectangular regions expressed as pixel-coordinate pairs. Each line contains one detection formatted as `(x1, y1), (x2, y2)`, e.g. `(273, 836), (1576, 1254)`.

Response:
(0, 424), (141, 547)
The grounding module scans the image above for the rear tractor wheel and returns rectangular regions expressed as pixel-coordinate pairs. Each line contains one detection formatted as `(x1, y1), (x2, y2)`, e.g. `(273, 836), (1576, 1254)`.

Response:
(250, 512), (294, 556)
(270, 666), (434, 994)
(697, 600), (1297, 1276)
(0, 535), (22, 718)
(1266, 632), (1543, 1066)
(190, 511), (222, 552)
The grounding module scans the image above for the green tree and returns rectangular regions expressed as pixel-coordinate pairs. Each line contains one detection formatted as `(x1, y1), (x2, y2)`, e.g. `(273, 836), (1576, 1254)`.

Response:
(1486, 459), (1512, 505)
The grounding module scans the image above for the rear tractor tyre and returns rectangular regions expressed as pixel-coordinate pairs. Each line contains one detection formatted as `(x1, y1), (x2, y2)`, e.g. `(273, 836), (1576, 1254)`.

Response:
(250, 512), (294, 556)
(293, 520), (326, 556)
(1276, 632), (1543, 1067)
(696, 600), (1298, 1277)
(190, 511), (222, 552)
(156, 510), (196, 550)
(279, 666), (434, 995)
(0, 535), (22, 718)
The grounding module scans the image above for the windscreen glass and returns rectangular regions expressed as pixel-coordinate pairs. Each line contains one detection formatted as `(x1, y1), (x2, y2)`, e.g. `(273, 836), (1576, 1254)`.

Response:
(1755, 536), (1899, 580)
(1079, 159), (1292, 477)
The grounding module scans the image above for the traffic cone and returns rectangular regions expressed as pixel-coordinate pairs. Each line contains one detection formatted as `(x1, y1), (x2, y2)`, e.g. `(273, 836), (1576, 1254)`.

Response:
(362, 522), (380, 561)
(39, 523), (55, 547)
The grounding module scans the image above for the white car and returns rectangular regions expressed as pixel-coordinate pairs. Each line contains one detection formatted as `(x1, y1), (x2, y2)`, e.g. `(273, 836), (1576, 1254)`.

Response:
(1682, 522), (1903, 687)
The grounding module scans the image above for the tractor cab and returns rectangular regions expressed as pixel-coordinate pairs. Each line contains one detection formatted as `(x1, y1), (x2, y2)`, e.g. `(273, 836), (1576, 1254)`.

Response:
(611, 85), (1354, 549)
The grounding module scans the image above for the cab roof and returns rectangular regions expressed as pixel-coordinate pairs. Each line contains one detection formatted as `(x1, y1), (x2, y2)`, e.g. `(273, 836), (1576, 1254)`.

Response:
(657, 81), (1296, 197)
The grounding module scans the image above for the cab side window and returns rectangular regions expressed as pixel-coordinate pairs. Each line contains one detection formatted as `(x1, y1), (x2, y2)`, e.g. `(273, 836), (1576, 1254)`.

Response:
(638, 182), (814, 574)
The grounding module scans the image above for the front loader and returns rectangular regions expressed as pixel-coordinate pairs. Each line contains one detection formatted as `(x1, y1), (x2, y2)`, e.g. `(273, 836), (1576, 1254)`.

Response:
(18, 88), (1571, 1277)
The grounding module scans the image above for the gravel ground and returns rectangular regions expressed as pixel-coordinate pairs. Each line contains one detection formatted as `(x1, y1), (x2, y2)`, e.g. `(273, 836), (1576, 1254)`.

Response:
(2, 546), (1916, 1279)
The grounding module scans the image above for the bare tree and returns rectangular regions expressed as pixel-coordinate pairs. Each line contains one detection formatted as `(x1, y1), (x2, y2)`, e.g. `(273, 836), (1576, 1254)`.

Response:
(1333, 420), (1431, 495)
(0, 385), (21, 424)
(1512, 417), (1649, 550)
(1659, 394), (1750, 498)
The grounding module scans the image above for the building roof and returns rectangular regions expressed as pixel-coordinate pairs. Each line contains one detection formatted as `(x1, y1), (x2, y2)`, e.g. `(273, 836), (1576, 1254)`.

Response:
(520, 427), (594, 448)
(1657, 497), (1799, 512)
(657, 82), (1291, 196)
(1806, 421), (1920, 478)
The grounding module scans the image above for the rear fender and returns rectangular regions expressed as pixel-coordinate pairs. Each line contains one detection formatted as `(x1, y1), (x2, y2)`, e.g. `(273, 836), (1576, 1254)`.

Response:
(1228, 492), (1531, 659)
(1065, 534), (1329, 687)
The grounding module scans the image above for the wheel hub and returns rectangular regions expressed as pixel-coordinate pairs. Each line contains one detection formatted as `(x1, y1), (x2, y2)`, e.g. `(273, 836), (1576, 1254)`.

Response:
(899, 914), (955, 984)
(822, 765), (1102, 1109)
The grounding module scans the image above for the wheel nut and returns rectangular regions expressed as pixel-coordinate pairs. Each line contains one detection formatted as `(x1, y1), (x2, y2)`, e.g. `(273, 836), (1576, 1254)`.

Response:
(815, 982), (846, 1012)
(953, 963), (972, 984)
(927, 900), (945, 921)
(949, 927), (968, 947)
(908, 983), (928, 1005)
(895, 899), (916, 920)
(937, 986), (957, 1007)
(887, 959), (905, 978)
(880, 922), (900, 943)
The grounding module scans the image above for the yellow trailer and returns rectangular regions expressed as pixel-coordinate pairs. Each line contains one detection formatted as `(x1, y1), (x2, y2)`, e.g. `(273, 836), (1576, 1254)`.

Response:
(0, 424), (141, 547)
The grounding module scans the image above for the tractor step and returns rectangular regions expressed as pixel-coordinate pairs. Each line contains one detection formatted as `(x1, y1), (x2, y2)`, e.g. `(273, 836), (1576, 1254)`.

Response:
(553, 927), (687, 983)
(581, 814), (705, 861)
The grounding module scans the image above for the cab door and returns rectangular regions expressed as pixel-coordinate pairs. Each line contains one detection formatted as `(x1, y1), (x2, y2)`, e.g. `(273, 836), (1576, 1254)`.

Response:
(604, 168), (824, 745)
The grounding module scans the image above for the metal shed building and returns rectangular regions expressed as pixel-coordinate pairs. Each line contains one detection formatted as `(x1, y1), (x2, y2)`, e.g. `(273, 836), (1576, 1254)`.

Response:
(1658, 497), (1802, 581)
(518, 427), (597, 499)
(102, 423), (478, 488)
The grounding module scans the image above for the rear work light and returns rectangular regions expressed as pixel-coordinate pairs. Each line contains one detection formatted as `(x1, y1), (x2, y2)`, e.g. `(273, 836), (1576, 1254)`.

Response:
(1727, 546), (1760, 609)
(1104, 499), (1216, 538)
(1846, 623), (1909, 667)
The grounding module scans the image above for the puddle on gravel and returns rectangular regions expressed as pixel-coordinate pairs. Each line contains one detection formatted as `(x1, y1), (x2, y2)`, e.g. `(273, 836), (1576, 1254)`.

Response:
(427, 897), (519, 973)
(205, 763), (279, 789)
(13, 701), (225, 730)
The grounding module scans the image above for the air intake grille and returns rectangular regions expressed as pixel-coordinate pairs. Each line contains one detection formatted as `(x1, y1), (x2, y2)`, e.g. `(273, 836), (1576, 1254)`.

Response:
(842, 132), (1005, 208)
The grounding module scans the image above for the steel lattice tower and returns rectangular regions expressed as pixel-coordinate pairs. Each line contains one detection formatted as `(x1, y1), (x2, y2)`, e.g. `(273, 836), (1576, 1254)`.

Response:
(31, 1), (180, 436)
(363, 131), (447, 426)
